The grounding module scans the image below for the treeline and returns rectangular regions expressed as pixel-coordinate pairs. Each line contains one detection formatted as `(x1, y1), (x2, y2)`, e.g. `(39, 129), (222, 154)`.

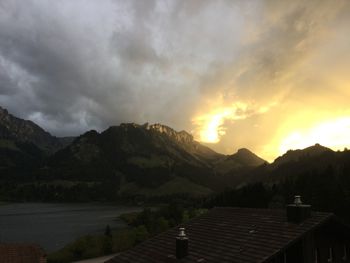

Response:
(0, 181), (120, 202)
(124, 203), (206, 233)
(205, 164), (350, 221)
(0, 180), (207, 205)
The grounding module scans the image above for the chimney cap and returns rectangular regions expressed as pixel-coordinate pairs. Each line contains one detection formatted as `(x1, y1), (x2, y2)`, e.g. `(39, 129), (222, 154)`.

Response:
(178, 227), (186, 238)
(287, 195), (311, 223)
(294, 195), (303, 206)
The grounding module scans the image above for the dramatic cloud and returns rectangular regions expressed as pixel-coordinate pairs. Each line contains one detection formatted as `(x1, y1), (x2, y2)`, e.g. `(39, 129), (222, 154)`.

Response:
(0, 0), (350, 160)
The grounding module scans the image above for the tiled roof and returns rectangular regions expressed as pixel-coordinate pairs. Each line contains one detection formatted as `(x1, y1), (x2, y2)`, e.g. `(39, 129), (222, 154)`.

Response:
(106, 207), (333, 263)
(0, 243), (46, 263)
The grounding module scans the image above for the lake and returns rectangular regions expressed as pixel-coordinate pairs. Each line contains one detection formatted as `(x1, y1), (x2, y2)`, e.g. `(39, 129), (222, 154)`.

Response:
(0, 203), (142, 252)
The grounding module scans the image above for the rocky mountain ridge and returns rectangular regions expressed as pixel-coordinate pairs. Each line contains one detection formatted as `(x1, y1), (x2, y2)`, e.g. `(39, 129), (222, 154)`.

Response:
(0, 106), (72, 153)
(147, 123), (194, 144)
(0, 106), (269, 200)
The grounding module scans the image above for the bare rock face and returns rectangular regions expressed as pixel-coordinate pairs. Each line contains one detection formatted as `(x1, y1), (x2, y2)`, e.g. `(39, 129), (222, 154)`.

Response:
(147, 123), (193, 144)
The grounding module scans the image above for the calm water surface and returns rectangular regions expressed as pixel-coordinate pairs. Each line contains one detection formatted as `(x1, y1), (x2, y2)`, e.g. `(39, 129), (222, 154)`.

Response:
(0, 203), (142, 252)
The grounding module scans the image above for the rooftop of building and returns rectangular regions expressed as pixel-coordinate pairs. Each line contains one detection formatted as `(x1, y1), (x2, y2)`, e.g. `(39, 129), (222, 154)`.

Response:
(0, 243), (46, 263)
(106, 206), (335, 263)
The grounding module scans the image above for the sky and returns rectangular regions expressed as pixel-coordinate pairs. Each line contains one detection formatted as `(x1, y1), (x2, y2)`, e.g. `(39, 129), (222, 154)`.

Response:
(1, 0), (350, 162)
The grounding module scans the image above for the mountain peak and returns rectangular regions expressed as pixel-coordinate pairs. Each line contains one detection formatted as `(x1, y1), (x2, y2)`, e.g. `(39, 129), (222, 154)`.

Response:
(236, 148), (254, 155)
(307, 143), (330, 151)
(227, 148), (266, 167)
(0, 105), (72, 152)
(274, 143), (333, 166)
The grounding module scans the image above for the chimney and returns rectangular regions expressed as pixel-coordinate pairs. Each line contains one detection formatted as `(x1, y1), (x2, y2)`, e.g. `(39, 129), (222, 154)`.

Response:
(176, 227), (188, 259)
(286, 195), (311, 223)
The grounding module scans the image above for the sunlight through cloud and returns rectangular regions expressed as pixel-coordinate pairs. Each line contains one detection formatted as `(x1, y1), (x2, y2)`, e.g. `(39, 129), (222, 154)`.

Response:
(279, 117), (350, 155)
(192, 102), (274, 144)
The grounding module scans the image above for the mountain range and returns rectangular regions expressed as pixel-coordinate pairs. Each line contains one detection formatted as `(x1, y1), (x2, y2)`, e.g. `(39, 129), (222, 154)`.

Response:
(0, 106), (349, 202)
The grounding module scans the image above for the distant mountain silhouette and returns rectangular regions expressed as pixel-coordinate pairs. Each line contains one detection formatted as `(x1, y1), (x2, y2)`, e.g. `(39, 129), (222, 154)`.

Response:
(0, 107), (269, 200)
(228, 148), (266, 166)
(238, 144), (349, 186)
(3, 105), (350, 205)
(0, 107), (74, 180)
(5, 105), (349, 202)
(47, 123), (276, 193)
(45, 123), (230, 196)
(213, 148), (266, 175)
(0, 106), (73, 153)
(273, 144), (332, 167)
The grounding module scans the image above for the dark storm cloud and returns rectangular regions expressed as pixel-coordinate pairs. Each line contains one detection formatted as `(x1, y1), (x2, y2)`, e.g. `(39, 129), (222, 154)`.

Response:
(0, 0), (158, 134)
(0, 0), (242, 135)
(0, 0), (349, 161)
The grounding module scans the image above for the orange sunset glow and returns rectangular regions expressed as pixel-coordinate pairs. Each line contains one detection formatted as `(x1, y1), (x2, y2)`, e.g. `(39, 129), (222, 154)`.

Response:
(2, 0), (350, 162)
(187, 0), (350, 162)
